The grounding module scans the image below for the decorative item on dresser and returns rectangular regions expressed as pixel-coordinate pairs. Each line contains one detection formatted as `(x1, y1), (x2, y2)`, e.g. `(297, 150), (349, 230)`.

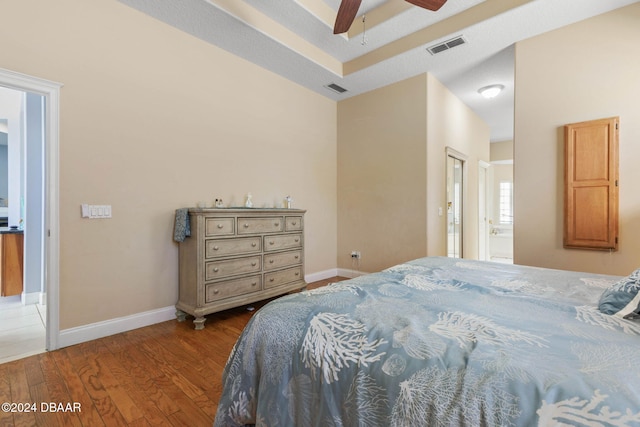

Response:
(175, 208), (306, 330)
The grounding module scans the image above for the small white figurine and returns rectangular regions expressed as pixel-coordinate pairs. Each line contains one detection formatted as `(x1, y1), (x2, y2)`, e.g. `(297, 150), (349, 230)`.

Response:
(245, 193), (253, 208)
(285, 195), (293, 209)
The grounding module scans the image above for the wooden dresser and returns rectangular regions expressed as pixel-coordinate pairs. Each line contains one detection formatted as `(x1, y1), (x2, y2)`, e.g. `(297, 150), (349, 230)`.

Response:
(176, 208), (306, 329)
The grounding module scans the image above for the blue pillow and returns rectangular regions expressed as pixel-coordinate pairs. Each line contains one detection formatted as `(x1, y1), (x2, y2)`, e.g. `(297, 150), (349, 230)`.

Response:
(598, 268), (640, 319)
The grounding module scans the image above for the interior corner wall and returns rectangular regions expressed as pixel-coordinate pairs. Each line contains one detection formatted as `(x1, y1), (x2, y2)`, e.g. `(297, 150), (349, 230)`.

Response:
(426, 74), (491, 259)
(337, 74), (428, 273)
(337, 73), (490, 272)
(0, 0), (337, 329)
(514, 2), (640, 275)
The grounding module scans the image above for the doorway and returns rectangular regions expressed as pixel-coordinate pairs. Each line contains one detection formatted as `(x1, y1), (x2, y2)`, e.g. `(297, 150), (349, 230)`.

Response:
(0, 67), (61, 357)
(0, 88), (47, 363)
(489, 160), (514, 263)
(446, 148), (467, 258)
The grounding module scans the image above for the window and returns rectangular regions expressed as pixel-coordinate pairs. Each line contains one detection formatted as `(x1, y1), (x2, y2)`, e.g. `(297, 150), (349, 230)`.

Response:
(499, 181), (513, 225)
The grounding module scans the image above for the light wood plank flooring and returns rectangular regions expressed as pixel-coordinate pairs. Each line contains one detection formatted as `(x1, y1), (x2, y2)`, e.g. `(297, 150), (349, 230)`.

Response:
(0, 296), (47, 364)
(0, 277), (346, 427)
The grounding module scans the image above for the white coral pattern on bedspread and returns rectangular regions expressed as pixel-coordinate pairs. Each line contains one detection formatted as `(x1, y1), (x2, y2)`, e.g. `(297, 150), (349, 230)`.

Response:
(575, 305), (640, 335)
(391, 366), (520, 426)
(429, 311), (548, 348)
(300, 312), (387, 383)
(537, 390), (640, 426)
(214, 257), (640, 427)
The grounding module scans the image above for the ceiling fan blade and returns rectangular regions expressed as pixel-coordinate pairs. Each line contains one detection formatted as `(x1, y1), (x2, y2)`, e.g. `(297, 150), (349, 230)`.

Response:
(405, 0), (447, 12)
(333, 0), (362, 34)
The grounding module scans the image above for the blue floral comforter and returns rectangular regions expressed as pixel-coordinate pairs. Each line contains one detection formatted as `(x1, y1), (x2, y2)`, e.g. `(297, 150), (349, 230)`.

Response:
(213, 257), (640, 426)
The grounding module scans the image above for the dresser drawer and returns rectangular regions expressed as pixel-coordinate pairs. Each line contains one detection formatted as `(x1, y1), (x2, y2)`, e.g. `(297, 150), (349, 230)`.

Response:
(285, 216), (303, 231)
(205, 275), (262, 303)
(264, 233), (302, 252)
(205, 217), (235, 236)
(264, 250), (302, 271)
(205, 237), (261, 259)
(264, 266), (303, 289)
(237, 217), (284, 234)
(205, 256), (261, 281)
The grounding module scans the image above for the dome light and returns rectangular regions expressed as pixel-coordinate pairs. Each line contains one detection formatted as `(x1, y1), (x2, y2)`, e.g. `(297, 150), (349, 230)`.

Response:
(478, 84), (504, 99)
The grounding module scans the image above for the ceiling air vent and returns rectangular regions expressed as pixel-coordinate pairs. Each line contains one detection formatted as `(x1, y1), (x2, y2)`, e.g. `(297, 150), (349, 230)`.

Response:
(325, 83), (348, 94)
(427, 36), (466, 55)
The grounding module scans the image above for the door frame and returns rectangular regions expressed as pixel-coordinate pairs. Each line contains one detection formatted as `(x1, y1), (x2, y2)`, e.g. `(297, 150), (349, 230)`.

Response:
(0, 67), (61, 351)
(478, 160), (491, 261)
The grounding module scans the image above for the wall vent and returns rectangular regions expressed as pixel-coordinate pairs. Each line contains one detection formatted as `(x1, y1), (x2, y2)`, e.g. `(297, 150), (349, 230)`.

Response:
(427, 36), (466, 55)
(325, 83), (348, 94)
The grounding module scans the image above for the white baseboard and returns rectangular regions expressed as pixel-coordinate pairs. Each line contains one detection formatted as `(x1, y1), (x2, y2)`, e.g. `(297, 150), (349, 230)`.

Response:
(57, 268), (371, 349)
(21, 292), (41, 305)
(305, 268), (338, 283)
(58, 305), (176, 349)
(337, 268), (369, 279)
(305, 268), (370, 283)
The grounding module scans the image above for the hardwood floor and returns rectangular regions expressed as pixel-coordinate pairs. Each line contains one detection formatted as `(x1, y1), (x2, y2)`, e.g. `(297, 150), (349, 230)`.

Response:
(0, 277), (346, 427)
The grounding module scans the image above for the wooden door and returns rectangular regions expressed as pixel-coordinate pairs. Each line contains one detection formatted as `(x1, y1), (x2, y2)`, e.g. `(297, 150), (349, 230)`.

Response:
(564, 117), (619, 250)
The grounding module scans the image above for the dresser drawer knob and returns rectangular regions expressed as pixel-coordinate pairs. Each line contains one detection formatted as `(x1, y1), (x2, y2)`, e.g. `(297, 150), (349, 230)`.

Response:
(295, 255), (299, 259)
(213, 267), (219, 272)
(244, 223), (249, 228)
(270, 278), (275, 282)
(251, 282), (257, 287)
(251, 262), (257, 266)
(274, 222), (280, 227)
(269, 260), (274, 264)
(292, 221), (297, 226)
(295, 272), (300, 276)
(295, 238), (300, 242)
(217, 224), (224, 229)
(213, 246), (219, 251)
(252, 242), (257, 247)
(213, 289), (219, 294)
(269, 241), (274, 245)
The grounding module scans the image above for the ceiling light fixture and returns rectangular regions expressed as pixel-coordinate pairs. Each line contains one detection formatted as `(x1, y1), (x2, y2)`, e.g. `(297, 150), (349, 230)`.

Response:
(478, 84), (504, 99)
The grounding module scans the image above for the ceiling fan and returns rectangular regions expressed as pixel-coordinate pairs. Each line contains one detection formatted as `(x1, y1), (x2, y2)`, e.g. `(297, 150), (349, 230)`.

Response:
(333, 0), (447, 34)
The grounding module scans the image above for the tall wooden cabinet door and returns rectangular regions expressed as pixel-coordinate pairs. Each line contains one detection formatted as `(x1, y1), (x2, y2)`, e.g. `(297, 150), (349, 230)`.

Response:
(564, 117), (619, 250)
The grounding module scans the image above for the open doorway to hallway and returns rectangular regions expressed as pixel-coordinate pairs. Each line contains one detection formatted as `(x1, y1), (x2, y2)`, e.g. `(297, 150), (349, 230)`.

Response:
(0, 66), (61, 361)
(0, 86), (47, 363)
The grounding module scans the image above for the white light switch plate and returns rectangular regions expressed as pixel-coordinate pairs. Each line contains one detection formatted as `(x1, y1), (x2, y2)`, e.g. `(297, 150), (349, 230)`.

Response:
(81, 204), (112, 219)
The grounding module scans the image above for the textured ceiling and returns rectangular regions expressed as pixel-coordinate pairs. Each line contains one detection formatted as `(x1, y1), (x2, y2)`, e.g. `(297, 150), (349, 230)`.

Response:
(118, 0), (638, 143)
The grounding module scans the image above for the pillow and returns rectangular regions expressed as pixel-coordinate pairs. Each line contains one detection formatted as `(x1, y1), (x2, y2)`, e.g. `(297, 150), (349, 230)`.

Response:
(598, 268), (640, 319)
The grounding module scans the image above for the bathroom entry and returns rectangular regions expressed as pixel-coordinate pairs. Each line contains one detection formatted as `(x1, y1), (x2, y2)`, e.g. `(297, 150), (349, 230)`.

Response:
(446, 148), (466, 258)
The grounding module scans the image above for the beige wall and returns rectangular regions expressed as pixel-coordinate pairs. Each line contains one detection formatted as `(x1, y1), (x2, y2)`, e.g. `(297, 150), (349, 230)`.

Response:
(491, 140), (514, 163)
(337, 75), (428, 272)
(1, 0), (337, 329)
(337, 73), (489, 272)
(514, 2), (640, 275)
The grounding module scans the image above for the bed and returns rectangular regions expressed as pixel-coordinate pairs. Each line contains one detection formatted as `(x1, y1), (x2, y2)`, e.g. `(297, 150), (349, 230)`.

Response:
(213, 257), (640, 426)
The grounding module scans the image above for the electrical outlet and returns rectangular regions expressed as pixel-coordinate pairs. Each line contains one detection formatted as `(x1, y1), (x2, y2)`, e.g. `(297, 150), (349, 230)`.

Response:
(350, 250), (361, 259)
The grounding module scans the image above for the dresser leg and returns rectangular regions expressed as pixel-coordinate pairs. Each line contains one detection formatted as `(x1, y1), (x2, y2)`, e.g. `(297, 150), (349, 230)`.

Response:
(175, 309), (187, 322)
(193, 317), (206, 330)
